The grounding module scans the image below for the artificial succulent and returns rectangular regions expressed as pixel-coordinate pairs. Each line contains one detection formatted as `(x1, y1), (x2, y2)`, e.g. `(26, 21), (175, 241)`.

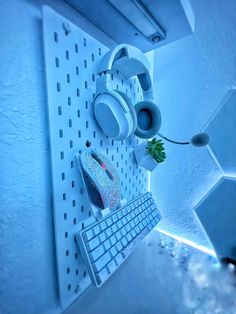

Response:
(146, 138), (166, 163)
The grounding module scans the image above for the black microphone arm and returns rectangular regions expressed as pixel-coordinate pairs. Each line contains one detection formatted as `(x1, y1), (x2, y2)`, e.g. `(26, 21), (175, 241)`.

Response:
(157, 132), (209, 147)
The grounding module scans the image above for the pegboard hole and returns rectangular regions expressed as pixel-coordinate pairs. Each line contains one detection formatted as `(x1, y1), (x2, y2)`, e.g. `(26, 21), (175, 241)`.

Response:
(86, 140), (91, 147)
(70, 140), (73, 148)
(55, 57), (60, 68)
(56, 82), (61, 92)
(85, 101), (88, 109)
(73, 218), (77, 225)
(77, 88), (80, 97)
(72, 200), (76, 207)
(54, 32), (58, 42)
(85, 81), (88, 89)
(66, 50), (70, 60)
(65, 232), (68, 239)
(60, 151), (64, 160)
(66, 250), (69, 256)
(92, 74), (95, 82)
(59, 129), (63, 138)
(64, 213), (67, 220)
(91, 53), (94, 61)
(75, 43), (78, 53)
(75, 252), (78, 259)
(83, 38), (87, 47)
(78, 130), (81, 138)
(67, 267), (70, 274)
(71, 161), (74, 168)
(68, 97), (71, 106)
(63, 193), (66, 200)
(84, 60), (87, 68)
(75, 269), (79, 276)
(61, 173), (65, 180)
(81, 205), (84, 212)
(58, 106), (62, 115)
(76, 66), (79, 75)
(71, 181), (75, 188)
(86, 121), (89, 128)
(67, 284), (71, 291)
(98, 47), (101, 55)
(93, 131), (96, 138)
(69, 119), (72, 127)
(83, 270), (87, 277)
(67, 74), (70, 83)
(77, 109), (80, 118)
(82, 223), (85, 229)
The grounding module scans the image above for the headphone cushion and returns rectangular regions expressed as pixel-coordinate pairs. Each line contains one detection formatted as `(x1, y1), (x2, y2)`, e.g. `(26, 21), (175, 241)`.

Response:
(134, 101), (162, 139)
(94, 90), (133, 140)
(115, 90), (137, 135)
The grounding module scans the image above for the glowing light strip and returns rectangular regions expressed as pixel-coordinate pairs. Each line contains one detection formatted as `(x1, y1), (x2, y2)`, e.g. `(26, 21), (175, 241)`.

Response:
(158, 228), (217, 256)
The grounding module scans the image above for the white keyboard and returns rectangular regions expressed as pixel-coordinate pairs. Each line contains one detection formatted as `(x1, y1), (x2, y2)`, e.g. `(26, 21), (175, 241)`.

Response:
(77, 192), (161, 287)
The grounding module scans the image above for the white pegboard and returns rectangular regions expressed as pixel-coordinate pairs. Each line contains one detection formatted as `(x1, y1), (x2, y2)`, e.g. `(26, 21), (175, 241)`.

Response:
(42, 6), (148, 309)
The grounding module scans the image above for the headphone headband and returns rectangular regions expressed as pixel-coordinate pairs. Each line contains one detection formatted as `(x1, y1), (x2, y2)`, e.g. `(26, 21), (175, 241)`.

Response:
(97, 44), (154, 100)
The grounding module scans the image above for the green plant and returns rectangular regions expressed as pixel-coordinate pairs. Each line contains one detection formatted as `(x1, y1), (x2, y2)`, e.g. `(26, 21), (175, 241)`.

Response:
(146, 138), (166, 163)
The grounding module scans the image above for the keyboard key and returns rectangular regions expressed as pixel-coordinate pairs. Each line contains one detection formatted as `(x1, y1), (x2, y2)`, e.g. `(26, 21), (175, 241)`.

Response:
(105, 227), (112, 238)
(93, 252), (111, 272)
(112, 214), (118, 223)
(109, 235), (116, 246)
(96, 267), (109, 284)
(107, 260), (117, 273)
(90, 245), (105, 262)
(115, 231), (122, 241)
(131, 230), (136, 238)
(100, 221), (107, 230)
(117, 220), (122, 228)
(115, 253), (123, 265)
(86, 237), (100, 251)
(111, 224), (118, 233)
(83, 229), (94, 241)
(121, 237), (128, 247)
(116, 241), (122, 252)
(117, 211), (122, 219)
(126, 224), (131, 232)
(99, 232), (106, 243)
(106, 217), (112, 226)
(121, 227), (126, 236)
(104, 239), (111, 251)
(93, 225), (100, 235)
(110, 246), (117, 257)
(126, 233), (132, 242)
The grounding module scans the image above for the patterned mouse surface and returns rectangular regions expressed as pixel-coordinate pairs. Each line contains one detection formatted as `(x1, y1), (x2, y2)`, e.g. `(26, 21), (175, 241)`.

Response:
(80, 149), (121, 211)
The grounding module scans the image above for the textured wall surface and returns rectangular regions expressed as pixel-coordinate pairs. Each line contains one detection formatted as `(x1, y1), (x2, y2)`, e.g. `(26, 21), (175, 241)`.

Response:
(151, 0), (236, 248)
(1, 0), (235, 313)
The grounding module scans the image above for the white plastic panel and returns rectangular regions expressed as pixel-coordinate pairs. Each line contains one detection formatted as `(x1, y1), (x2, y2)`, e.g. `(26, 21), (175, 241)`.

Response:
(42, 6), (147, 309)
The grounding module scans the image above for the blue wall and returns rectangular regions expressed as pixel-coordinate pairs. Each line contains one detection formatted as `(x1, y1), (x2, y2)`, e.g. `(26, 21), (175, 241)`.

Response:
(151, 0), (236, 247)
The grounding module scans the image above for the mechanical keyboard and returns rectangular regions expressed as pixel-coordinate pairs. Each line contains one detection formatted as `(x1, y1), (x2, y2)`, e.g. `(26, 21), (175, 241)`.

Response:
(77, 192), (161, 287)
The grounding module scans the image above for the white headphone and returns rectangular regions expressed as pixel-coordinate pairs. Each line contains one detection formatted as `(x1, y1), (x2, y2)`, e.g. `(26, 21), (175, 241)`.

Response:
(93, 44), (161, 141)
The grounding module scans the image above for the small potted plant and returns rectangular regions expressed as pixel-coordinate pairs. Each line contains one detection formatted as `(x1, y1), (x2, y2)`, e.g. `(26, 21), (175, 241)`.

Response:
(134, 138), (166, 171)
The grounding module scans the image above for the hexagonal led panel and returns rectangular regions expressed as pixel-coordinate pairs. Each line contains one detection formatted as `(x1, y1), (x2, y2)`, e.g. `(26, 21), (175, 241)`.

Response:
(195, 176), (236, 260)
(204, 89), (236, 176)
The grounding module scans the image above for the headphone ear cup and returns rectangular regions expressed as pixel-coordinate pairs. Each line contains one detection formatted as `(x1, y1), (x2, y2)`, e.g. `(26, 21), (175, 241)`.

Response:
(93, 90), (134, 140)
(134, 101), (162, 139)
(115, 90), (137, 135)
